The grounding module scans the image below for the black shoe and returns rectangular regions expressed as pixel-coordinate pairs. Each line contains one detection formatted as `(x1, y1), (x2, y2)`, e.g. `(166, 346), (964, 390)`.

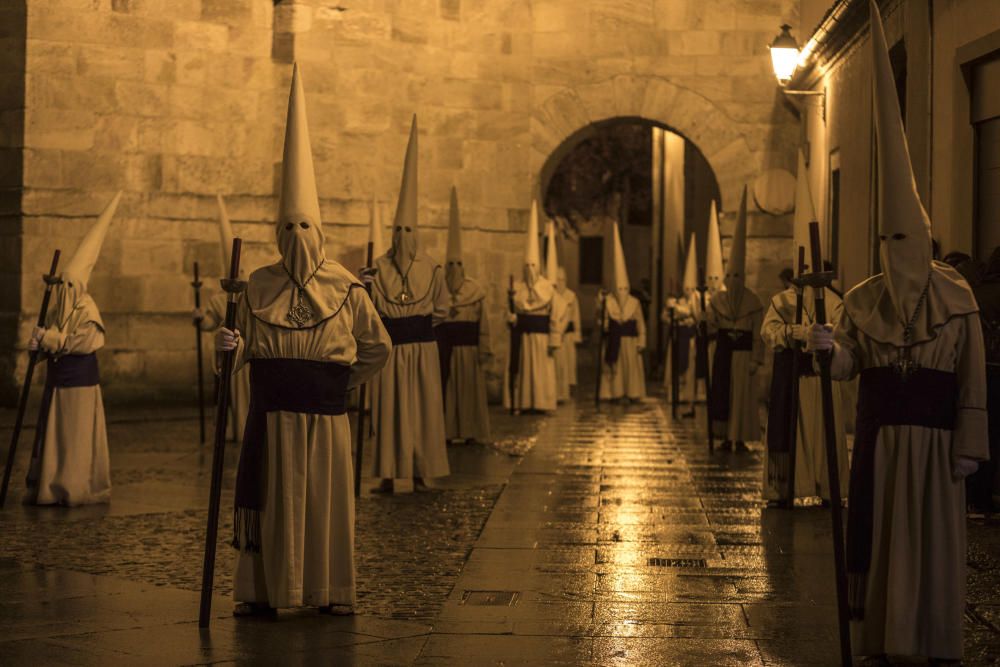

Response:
(719, 441), (733, 452)
(233, 602), (277, 618)
(734, 441), (749, 453)
(318, 604), (355, 616)
(371, 479), (393, 494)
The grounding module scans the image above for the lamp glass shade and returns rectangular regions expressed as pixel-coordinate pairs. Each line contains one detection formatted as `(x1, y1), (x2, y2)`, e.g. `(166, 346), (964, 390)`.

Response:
(770, 24), (800, 85)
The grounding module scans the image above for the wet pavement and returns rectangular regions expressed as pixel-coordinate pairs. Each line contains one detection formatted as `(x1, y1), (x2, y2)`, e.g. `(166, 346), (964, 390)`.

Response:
(1, 388), (999, 665)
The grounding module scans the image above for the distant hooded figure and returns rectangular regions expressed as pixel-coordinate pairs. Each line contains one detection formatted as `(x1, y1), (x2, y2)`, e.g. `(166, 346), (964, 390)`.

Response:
(706, 187), (764, 450)
(761, 150), (848, 504)
(434, 187), (492, 443)
(663, 232), (701, 412)
(369, 115), (451, 492)
(195, 195), (251, 442)
(503, 200), (565, 412)
(809, 5), (987, 661)
(24, 191), (120, 507)
(555, 266), (582, 399)
(544, 220), (576, 402)
(220, 65), (391, 616)
(599, 222), (646, 402)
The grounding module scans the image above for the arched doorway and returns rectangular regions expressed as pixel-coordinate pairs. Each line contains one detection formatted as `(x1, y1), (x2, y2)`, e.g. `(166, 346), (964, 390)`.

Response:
(540, 117), (721, 378)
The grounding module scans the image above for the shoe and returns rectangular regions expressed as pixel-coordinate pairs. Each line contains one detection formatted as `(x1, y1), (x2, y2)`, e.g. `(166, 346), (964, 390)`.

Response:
(233, 602), (277, 618)
(719, 441), (733, 452)
(414, 477), (430, 492)
(734, 441), (749, 453)
(371, 479), (393, 494)
(318, 604), (355, 616)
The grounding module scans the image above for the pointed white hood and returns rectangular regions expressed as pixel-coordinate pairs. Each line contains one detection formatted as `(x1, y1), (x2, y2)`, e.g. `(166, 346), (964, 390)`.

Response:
(545, 219), (559, 284)
(277, 63), (326, 287)
(682, 231), (698, 298)
(610, 221), (630, 307)
(706, 199), (725, 293)
(51, 190), (121, 330)
(523, 199), (542, 286)
(870, 0), (932, 325)
(446, 186), (464, 294)
(391, 115), (419, 263)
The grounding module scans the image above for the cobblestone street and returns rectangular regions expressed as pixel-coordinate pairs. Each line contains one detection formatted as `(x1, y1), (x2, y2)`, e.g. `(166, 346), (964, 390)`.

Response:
(2, 389), (999, 665)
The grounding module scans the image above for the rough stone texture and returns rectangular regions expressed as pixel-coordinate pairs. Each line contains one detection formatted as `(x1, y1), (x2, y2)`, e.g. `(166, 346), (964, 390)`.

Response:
(5, 0), (800, 403)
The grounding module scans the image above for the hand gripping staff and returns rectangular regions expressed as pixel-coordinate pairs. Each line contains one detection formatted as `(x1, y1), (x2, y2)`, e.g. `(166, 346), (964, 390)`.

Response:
(696, 266), (713, 454)
(802, 222), (851, 665)
(1, 250), (61, 509)
(192, 261), (206, 445)
(199, 238), (246, 628)
(354, 240), (374, 498)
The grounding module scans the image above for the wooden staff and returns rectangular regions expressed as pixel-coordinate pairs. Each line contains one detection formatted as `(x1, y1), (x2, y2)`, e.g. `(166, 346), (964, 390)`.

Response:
(507, 275), (517, 415)
(784, 246), (807, 503)
(696, 266), (713, 454)
(192, 261), (206, 445)
(199, 238), (245, 628)
(804, 222), (851, 665)
(594, 290), (606, 409)
(354, 240), (374, 498)
(668, 303), (679, 419)
(1, 250), (62, 509)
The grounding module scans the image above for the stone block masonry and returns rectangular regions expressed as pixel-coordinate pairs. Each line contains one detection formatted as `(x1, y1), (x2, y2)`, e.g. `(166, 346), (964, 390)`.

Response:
(4, 0), (800, 404)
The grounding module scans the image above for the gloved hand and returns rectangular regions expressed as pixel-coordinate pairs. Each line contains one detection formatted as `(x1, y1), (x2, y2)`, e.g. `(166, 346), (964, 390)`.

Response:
(217, 327), (240, 352)
(807, 323), (834, 352)
(790, 324), (809, 342)
(507, 313), (518, 326)
(953, 457), (979, 480)
(28, 326), (44, 352)
(192, 308), (205, 324)
(547, 345), (558, 357)
(359, 267), (377, 287)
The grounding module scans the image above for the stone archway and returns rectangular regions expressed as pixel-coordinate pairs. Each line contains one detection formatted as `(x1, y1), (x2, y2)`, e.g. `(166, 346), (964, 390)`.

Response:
(530, 75), (758, 214)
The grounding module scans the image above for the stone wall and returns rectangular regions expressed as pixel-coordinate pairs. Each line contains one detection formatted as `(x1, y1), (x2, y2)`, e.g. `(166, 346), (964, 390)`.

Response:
(7, 0), (801, 403)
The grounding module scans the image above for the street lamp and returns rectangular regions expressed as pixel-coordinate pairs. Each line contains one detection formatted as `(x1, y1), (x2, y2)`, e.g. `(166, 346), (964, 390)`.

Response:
(769, 23), (825, 123)
(769, 24), (800, 85)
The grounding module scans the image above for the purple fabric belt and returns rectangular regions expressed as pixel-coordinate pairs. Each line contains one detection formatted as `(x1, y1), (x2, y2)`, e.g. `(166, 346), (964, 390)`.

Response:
(435, 321), (480, 391)
(233, 358), (351, 552)
(847, 366), (957, 619)
(604, 319), (638, 365)
(708, 328), (753, 422)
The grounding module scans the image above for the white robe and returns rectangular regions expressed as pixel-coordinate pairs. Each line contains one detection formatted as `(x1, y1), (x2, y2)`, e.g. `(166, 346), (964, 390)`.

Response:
(599, 294), (646, 400)
(233, 272), (391, 608)
(370, 253), (451, 483)
(760, 287), (848, 501)
(24, 302), (110, 507)
(831, 265), (988, 660)
(707, 288), (763, 443)
(502, 278), (565, 412)
(554, 287), (581, 401)
(435, 278), (491, 442)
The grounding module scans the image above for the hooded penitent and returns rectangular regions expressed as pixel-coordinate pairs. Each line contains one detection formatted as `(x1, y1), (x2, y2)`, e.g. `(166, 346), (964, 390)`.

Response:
(391, 115), (419, 265)
(724, 186), (749, 313)
(610, 221), (630, 308)
(706, 200), (725, 292)
(50, 191), (121, 332)
(445, 186), (464, 295)
(247, 64), (357, 329)
(793, 148), (815, 270)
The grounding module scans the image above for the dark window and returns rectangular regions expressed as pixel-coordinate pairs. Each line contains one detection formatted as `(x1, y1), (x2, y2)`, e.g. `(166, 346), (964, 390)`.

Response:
(579, 237), (604, 285)
(829, 165), (841, 270)
(972, 55), (1000, 260)
(889, 39), (907, 126)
